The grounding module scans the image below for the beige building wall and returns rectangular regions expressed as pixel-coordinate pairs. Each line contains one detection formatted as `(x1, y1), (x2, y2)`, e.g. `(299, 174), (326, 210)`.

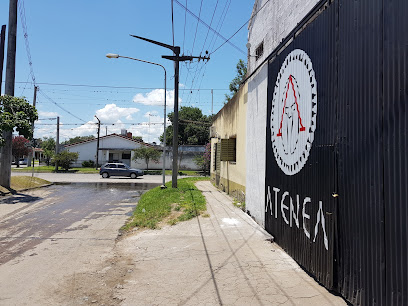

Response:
(210, 83), (247, 203)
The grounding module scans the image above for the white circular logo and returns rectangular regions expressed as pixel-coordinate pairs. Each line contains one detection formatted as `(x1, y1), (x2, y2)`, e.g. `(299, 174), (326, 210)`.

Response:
(270, 49), (317, 175)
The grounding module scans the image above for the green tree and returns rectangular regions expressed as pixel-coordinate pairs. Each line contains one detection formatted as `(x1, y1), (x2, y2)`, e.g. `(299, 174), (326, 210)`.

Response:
(12, 136), (30, 168)
(61, 135), (95, 145)
(132, 147), (162, 170)
(160, 106), (213, 146)
(41, 137), (56, 166)
(225, 59), (247, 102)
(53, 151), (79, 171)
(0, 95), (38, 146)
(132, 136), (143, 142)
(193, 142), (211, 175)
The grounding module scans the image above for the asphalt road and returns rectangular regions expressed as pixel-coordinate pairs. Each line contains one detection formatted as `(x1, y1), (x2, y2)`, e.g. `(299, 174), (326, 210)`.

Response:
(11, 172), (173, 184)
(0, 183), (159, 304)
(0, 183), (152, 265)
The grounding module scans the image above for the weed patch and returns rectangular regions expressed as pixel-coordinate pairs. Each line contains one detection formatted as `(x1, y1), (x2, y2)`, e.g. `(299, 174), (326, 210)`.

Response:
(122, 177), (209, 231)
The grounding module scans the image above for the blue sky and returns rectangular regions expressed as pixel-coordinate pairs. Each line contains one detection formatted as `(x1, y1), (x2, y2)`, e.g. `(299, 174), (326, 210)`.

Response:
(0, 0), (254, 143)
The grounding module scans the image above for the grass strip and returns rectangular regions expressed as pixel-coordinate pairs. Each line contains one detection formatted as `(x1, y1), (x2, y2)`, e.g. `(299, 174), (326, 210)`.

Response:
(122, 177), (209, 230)
(0, 176), (51, 194)
(11, 166), (100, 173)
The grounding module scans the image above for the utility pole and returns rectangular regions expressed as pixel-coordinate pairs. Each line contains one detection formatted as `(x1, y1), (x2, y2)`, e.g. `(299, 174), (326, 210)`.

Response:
(0, 25), (6, 96)
(29, 85), (37, 172)
(0, 0), (18, 188)
(130, 34), (209, 188)
(95, 115), (100, 169)
(55, 116), (59, 172)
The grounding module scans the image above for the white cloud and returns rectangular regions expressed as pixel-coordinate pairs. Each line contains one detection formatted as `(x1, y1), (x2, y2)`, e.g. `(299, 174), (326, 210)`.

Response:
(96, 104), (139, 122)
(38, 111), (58, 118)
(132, 89), (179, 107)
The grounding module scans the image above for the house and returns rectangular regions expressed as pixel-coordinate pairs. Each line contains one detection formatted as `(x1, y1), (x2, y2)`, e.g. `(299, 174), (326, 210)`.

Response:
(64, 132), (205, 170)
(211, 0), (408, 304)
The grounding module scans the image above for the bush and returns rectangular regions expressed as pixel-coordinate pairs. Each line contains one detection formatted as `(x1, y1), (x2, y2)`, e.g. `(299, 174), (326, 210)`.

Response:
(82, 160), (95, 168)
(53, 151), (79, 171)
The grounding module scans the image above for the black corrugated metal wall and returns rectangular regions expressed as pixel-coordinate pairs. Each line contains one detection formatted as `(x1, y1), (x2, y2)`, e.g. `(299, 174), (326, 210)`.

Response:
(264, 0), (408, 304)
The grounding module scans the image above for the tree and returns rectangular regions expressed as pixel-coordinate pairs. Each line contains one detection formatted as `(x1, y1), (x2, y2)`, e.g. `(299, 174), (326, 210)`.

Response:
(193, 143), (211, 175)
(53, 151), (79, 171)
(61, 135), (95, 145)
(132, 136), (143, 142)
(132, 147), (162, 171)
(0, 95), (38, 146)
(225, 59), (247, 102)
(160, 106), (213, 146)
(12, 136), (30, 168)
(41, 137), (56, 166)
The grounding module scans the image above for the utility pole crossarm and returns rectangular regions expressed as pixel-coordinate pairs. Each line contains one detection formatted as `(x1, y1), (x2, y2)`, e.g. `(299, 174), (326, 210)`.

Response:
(162, 55), (210, 62)
(130, 34), (179, 54)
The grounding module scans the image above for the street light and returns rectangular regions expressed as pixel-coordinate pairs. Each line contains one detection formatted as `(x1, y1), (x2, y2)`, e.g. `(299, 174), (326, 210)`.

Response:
(106, 53), (167, 189)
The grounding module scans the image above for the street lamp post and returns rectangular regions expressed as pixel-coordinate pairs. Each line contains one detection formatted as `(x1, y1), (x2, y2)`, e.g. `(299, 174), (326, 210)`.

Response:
(106, 53), (167, 189)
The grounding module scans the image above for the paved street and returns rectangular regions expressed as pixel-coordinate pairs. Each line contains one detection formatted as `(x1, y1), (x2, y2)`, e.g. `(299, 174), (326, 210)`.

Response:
(11, 171), (173, 184)
(0, 183), (151, 305)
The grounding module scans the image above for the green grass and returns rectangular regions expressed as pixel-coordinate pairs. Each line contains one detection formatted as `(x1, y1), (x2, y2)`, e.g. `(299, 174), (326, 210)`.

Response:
(0, 176), (51, 194)
(233, 199), (246, 211)
(122, 177), (209, 230)
(12, 166), (99, 173)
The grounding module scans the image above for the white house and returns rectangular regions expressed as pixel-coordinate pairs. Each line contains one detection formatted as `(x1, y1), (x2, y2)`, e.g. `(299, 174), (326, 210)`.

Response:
(63, 133), (150, 168)
(63, 133), (205, 170)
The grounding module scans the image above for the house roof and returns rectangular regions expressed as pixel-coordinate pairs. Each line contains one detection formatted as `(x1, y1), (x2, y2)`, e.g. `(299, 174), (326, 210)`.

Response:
(64, 133), (154, 148)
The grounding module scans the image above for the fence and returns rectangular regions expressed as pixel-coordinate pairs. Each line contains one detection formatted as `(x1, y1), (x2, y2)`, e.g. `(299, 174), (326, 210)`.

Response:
(264, 0), (408, 304)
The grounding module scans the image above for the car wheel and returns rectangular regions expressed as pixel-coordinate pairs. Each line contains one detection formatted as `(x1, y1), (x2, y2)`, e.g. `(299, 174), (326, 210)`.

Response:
(102, 172), (110, 178)
(130, 173), (137, 179)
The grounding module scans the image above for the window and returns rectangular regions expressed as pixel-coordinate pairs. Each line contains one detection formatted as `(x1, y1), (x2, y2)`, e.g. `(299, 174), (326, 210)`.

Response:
(106, 164), (116, 168)
(117, 164), (126, 169)
(220, 138), (236, 162)
(255, 42), (264, 61)
(213, 143), (221, 171)
(122, 153), (131, 159)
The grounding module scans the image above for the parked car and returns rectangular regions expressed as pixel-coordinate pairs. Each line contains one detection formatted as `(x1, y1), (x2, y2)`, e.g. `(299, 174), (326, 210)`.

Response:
(99, 163), (143, 179)
(19, 158), (28, 165)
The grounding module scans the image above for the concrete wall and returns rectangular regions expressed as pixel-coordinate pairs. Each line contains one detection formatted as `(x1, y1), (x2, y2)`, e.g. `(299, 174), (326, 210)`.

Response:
(211, 83), (247, 202)
(245, 0), (320, 226)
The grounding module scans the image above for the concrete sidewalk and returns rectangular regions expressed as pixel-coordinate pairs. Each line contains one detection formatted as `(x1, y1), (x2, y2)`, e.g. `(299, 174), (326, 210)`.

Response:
(116, 181), (346, 305)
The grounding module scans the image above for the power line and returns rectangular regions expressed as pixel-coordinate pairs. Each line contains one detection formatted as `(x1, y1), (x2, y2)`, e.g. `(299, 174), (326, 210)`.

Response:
(18, 0), (36, 85)
(191, 0), (204, 54)
(211, 0), (271, 55)
(208, 0), (231, 53)
(39, 90), (87, 123)
(171, 0), (175, 48)
(11, 81), (227, 91)
(182, 0), (188, 51)
(200, 0), (220, 55)
(174, 0), (246, 55)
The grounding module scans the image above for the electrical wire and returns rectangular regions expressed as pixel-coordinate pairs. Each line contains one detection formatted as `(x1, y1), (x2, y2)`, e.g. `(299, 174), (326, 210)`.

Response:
(191, 0), (204, 54)
(211, 0), (270, 55)
(39, 90), (87, 123)
(200, 0), (220, 55)
(12, 81), (226, 91)
(174, 0), (246, 55)
(18, 0), (36, 85)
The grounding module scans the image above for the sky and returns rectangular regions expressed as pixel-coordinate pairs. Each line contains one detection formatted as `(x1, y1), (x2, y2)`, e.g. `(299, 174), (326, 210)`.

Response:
(0, 0), (254, 144)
